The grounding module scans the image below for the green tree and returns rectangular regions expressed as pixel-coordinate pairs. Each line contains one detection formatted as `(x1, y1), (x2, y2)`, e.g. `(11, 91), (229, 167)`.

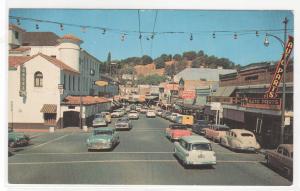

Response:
(183, 51), (197, 61)
(154, 57), (165, 69)
(137, 74), (167, 85)
(106, 52), (111, 72)
(141, 55), (153, 65)
(173, 54), (182, 61)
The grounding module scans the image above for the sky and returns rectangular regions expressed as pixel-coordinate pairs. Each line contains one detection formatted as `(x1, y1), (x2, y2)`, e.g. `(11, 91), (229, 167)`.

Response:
(9, 9), (294, 66)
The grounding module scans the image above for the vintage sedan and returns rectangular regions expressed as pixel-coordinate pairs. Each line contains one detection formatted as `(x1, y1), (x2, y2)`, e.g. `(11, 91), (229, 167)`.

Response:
(174, 135), (216, 167)
(165, 123), (192, 141)
(205, 124), (230, 143)
(8, 130), (30, 148)
(265, 144), (293, 179)
(100, 112), (112, 123)
(146, 110), (156, 118)
(92, 115), (107, 127)
(128, 110), (139, 120)
(192, 120), (210, 135)
(115, 117), (132, 130)
(111, 109), (125, 118)
(220, 129), (260, 152)
(86, 127), (119, 151)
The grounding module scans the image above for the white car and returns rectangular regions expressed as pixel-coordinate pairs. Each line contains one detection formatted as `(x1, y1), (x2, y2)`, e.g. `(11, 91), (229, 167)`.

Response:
(170, 113), (180, 122)
(146, 110), (156, 118)
(156, 110), (163, 116)
(128, 110), (139, 120)
(174, 135), (216, 167)
(92, 117), (107, 127)
(111, 110), (124, 118)
(220, 129), (260, 152)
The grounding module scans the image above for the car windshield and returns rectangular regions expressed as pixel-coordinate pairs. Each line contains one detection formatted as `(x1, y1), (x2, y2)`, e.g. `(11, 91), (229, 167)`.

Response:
(191, 143), (212, 151)
(94, 130), (112, 135)
(170, 125), (187, 129)
(118, 118), (128, 123)
(241, 133), (253, 137)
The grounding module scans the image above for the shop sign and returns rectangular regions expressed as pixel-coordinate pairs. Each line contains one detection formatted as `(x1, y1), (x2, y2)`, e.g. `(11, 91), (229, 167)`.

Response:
(19, 65), (26, 97)
(94, 80), (108, 87)
(285, 117), (290, 126)
(211, 102), (221, 110)
(181, 90), (196, 99)
(164, 83), (178, 91)
(265, 36), (294, 98)
(243, 98), (281, 110)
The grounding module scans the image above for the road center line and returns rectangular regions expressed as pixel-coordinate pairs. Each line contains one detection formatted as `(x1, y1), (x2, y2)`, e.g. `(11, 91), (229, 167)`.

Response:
(8, 159), (264, 165)
(16, 151), (174, 156)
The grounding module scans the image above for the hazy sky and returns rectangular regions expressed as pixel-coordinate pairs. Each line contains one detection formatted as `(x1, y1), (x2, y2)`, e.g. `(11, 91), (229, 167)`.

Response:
(9, 9), (294, 66)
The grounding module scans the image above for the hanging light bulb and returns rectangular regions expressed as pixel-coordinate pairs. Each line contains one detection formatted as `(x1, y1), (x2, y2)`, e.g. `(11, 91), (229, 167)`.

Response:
(139, 34), (142, 39)
(190, 33), (193, 41)
(17, 18), (21, 25)
(121, 34), (126, 41)
(256, 31), (259, 37)
(264, 34), (269, 47)
(60, 23), (64, 31)
(146, 36), (150, 40)
(102, 29), (106, 35)
(213, 32), (216, 39)
(35, 23), (39, 30)
(234, 32), (237, 39)
(151, 34), (154, 39)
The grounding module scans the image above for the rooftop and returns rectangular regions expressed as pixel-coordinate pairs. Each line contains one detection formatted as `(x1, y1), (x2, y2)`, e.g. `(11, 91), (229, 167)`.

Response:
(22, 32), (60, 46)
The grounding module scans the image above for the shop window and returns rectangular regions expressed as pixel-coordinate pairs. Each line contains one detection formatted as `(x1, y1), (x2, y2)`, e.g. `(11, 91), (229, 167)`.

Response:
(34, 71), (43, 87)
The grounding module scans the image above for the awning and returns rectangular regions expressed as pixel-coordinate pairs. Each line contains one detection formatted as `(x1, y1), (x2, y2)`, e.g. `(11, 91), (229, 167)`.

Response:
(213, 86), (235, 97)
(40, 104), (57, 113)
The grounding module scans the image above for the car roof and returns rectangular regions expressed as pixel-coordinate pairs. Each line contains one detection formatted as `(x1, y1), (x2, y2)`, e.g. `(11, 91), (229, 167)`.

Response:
(181, 135), (211, 144)
(212, 124), (230, 128)
(230, 129), (254, 134)
(93, 127), (114, 131)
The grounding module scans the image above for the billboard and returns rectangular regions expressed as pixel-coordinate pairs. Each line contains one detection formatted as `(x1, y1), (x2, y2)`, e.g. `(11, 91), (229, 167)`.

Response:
(181, 90), (196, 99)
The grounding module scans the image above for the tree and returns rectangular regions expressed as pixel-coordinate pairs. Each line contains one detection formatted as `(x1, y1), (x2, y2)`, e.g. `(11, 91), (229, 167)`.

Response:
(175, 60), (187, 73)
(137, 74), (167, 85)
(173, 54), (182, 61)
(197, 50), (204, 57)
(183, 51), (197, 61)
(141, 55), (153, 65)
(106, 52), (111, 73)
(154, 57), (165, 69)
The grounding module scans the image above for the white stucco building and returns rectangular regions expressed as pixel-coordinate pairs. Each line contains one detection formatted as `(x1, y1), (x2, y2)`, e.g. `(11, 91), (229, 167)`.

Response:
(8, 24), (113, 129)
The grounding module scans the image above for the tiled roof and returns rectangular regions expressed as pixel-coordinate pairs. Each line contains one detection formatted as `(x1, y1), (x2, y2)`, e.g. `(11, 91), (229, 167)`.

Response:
(60, 34), (82, 43)
(22, 32), (60, 46)
(9, 47), (31, 52)
(9, 53), (80, 74)
(9, 24), (26, 32)
(63, 96), (111, 105)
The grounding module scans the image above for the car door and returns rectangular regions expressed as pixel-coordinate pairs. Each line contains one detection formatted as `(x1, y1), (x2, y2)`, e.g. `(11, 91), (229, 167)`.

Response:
(177, 140), (189, 161)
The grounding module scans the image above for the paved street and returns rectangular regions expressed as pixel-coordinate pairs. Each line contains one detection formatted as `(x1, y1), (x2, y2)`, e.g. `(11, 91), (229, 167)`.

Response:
(8, 115), (292, 185)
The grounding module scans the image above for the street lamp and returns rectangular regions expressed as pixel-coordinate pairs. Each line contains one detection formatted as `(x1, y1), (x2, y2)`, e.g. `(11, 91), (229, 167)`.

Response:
(263, 17), (288, 144)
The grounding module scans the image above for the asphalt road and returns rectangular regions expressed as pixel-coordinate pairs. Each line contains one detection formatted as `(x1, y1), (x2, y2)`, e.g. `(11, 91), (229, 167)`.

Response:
(8, 115), (292, 185)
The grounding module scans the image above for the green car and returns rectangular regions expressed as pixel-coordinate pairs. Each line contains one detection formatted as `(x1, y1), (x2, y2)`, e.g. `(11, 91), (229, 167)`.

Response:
(86, 127), (119, 151)
(8, 130), (30, 148)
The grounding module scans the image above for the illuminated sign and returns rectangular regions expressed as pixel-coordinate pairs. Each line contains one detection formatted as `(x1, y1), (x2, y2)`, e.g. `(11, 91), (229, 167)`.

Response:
(265, 36), (294, 98)
(94, 80), (108, 87)
(242, 98), (281, 110)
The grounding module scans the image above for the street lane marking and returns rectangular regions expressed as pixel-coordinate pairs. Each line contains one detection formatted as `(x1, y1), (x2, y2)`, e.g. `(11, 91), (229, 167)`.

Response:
(8, 159), (265, 165)
(15, 151), (174, 155)
(24, 133), (73, 151)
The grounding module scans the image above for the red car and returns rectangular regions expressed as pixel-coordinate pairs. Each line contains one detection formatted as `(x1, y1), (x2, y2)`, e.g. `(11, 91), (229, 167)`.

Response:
(165, 123), (192, 141)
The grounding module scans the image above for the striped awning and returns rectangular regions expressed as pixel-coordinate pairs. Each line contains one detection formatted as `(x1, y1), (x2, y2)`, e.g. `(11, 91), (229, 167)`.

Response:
(40, 104), (57, 113)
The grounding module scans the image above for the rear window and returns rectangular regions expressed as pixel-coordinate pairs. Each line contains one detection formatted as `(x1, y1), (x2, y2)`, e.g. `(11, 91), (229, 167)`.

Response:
(241, 133), (253, 137)
(191, 143), (212, 151)
(170, 125), (187, 129)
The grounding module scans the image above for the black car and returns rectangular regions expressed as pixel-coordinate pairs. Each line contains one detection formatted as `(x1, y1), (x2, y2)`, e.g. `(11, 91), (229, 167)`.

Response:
(192, 120), (210, 135)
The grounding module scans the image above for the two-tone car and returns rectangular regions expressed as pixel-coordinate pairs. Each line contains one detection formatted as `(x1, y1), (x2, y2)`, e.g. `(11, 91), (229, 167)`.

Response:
(192, 120), (210, 135)
(128, 110), (139, 120)
(8, 129), (30, 148)
(111, 109), (125, 118)
(174, 135), (217, 168)
(220, 129), (260, 152)
(92, 115), (107, 127)
(100, 112), (112, 123)
(265, 144), (293, 179)
(146, 110), (156, 118)
(205, 124), (230, 143)
(115, 117), (132, 130)
(165, 123), (192, 141)
(86, 127), (119, 151)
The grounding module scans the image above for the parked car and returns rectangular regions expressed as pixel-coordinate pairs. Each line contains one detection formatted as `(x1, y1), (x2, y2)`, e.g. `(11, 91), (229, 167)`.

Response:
(100, 112), (112, 123)
(265, 144), (293, 179)
(115, 117), (132, 130)
(169, 113), (179, 122)
(164, 111), (172, 119)
(140, 108), (147, 114)
(92, 115), (107, 127)
(220, 129), (260, 152)
(165, 123), (192, 141)
(146, 110), (156, 118)
(128, 110), (139, 120)
(174, 135), (216, 168)
(136, 106), (141, 112)
(192, 120), (210, 135)
(156, 109), (163, 116)
(8, 130), (30, 148)
(111, 109), (125, 118)
(205, 124), (230, 142)
(86, 127), (119, 151)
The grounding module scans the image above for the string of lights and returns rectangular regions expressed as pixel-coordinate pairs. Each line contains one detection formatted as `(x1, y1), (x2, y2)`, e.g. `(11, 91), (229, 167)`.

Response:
(150, 10), (158, 57)
(137, 10), (143, 56)
(10, 15), (293, 41)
